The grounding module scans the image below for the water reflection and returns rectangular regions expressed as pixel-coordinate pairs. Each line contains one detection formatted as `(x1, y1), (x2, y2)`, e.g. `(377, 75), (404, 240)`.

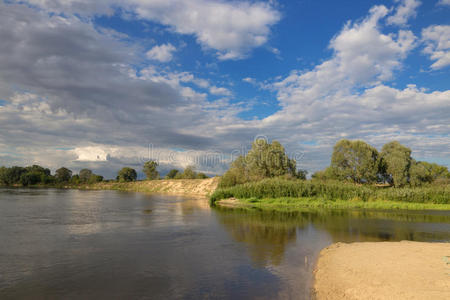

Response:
(214, 207), (450, 267)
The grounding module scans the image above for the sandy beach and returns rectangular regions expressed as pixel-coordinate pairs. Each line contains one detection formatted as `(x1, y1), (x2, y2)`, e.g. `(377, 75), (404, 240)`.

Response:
(314, 241), (450, 300)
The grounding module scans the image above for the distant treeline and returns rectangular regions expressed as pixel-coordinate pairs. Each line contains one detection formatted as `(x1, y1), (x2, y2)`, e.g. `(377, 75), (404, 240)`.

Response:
(0, 166), (103, 186)
(0, 162), (209, 187)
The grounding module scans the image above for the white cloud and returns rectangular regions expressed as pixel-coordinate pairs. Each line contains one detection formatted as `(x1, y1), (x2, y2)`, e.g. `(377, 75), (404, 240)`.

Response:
(422, 25), (450, 70)
(243, 77), (256, 84)
(0, 1), (448, 177)
(275, 5), (416, 94)
(209, 86), (232, 96)
(386, 0), (421, 26)
(146, 43), (176, 62)
(75, 146), (109, 161)
(15, 0), (281, 60)
(438, 0), (450, 6)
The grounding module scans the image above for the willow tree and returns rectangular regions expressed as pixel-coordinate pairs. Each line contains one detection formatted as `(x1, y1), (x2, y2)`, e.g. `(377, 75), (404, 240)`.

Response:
(219, 139), (299, 188)
(331, 139), (379, 183)
(143, 161), (159, 180)
(380, 141), (412, 187)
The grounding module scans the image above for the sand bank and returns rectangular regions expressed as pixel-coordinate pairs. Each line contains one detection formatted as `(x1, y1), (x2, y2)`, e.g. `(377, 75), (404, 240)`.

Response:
(314, 241), (450, 299)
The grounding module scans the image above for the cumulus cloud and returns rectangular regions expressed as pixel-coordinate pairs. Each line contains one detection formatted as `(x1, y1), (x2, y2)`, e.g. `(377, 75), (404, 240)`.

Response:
(0, 1), (448, 177)
(146, 43), (177, 62)
(422, 25), (450, 70)
(438, 0), (450, 6)
(209, 86), (232, 97)
(13, 0), (281, 60)
(261, 4), (448, 171)
(386, 0), (421, 26)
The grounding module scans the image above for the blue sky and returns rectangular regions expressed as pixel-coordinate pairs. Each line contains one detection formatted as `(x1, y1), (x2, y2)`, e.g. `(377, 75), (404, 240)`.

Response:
(0, 0), (449, 178)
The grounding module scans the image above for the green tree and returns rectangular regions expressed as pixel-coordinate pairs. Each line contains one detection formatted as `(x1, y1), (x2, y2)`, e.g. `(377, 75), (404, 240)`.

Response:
(409, 161), (450, 186)
(312, 167), (336, 180)
(330, 139), (379, 183)
(219, 139), (300, 187)
(118, 167), (137, 182)
(88, 174), (104, 183)
(70, 174), (80, 184)
(296, 169), (308, 180)
(196, 172), (208, 179)
(143, 161), (159, 180)
(5, 166), (27, 185)
(20, 172), (42, 186)
(79, 169), (93, 183)
(165, 169), (179, 179)
(181, 165), (197, 179)
(380, 141), (412, 187)
(0, 167), (8, 185)
(55, 167), (72, 183)
(25, 165), (51, 177)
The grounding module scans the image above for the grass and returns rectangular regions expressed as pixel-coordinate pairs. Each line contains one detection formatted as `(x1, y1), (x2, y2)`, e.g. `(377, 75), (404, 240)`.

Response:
(210, 178), (450, 211)
(231, 197), (450, 211)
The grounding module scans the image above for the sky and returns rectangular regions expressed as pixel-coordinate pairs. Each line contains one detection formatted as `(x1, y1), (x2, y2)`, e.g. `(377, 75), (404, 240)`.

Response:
(0, 0), (449, 178)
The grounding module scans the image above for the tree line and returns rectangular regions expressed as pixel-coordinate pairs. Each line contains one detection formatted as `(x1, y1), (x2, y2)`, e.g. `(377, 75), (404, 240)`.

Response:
(218, 138), (449, 188)
(0, 166), (103, 186)
(0, 162), (209, 186)
(312, 140), (450, 187)
(118, 162), (208, 182)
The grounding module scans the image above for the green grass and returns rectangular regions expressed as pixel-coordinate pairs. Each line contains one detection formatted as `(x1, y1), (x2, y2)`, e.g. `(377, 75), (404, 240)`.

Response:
(231, 197), (450, 211)
(210, 178), (450, 210)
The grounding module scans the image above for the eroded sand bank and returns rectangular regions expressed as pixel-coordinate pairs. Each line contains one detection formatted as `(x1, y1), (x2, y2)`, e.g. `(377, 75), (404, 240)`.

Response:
(314, 241), (450, 300)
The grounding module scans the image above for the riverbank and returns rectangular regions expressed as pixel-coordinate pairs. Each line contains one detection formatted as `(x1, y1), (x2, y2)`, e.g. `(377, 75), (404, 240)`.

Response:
(313, 241), (450, 299)
(74, 177), (219, 197)
(0, 177), (219, 198)
(215, 197), (450, 211)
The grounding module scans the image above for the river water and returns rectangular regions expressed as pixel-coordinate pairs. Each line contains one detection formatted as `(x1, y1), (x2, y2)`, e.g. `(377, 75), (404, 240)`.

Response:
(0, 188), (449, 299)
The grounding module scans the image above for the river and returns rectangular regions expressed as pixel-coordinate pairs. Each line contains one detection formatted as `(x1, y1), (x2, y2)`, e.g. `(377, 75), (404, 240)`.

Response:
(1, 188), (449, 299)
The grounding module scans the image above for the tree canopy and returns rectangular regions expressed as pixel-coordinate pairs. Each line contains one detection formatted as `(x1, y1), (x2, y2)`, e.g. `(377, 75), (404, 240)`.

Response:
(219, 139), (302, 187)
(118, 167), (137, 182)
(143, 161), (159, 180)
(331, 139), (379, 183)
(55, 167), (72, 183)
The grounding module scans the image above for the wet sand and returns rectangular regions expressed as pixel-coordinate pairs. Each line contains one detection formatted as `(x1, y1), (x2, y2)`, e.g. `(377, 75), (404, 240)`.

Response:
(314, 241), (450, 299)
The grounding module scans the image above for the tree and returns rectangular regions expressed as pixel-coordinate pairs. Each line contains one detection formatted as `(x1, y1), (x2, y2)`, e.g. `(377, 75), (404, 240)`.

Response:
(25, 165), (51, 177)
(165, 169), (179, 179)
(4, 166), (26, 185)
(143, 161), (159, 180)
(409, 161), (450, 186)
(380, 141), (412, 187)
(0, 167), (8, 185)
(118, 167), (137, 182)
(79, 169), (93, 183)
(330, 139), (379, 183)
(70, 174), (80, 184)
(196, 172), (208, 179)
(181, 165), (197, 179)
(312, 167), (336, 180)
(88, 174), (103, 183)
(55, 167), (72, 183)
(296, 169), (308, 180)
(20, 172), (42, 186)
(219, 139), (300, 187)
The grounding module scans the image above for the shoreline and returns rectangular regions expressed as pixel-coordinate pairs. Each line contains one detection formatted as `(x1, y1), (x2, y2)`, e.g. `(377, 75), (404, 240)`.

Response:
(215, 197), (450, 211)
(0, 177), (219, 198)
(313, 241), (450, 299)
